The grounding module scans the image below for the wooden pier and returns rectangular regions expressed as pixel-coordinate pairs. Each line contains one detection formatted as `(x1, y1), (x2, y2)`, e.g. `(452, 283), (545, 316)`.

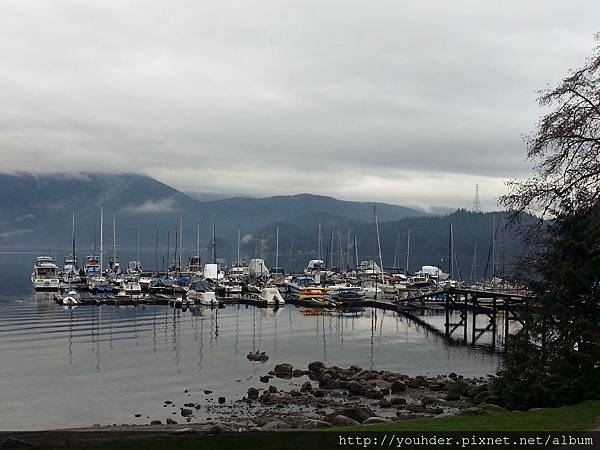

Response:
(394, 287), (535, 351)
(54, 286), (536, 352)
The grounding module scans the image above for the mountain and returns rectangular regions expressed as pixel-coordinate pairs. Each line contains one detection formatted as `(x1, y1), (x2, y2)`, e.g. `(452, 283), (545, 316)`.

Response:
(0, 173), (427, 259)
(0, 172), (525, 279)
(246, 209), (529, 279)
(198, 193), (427, 228)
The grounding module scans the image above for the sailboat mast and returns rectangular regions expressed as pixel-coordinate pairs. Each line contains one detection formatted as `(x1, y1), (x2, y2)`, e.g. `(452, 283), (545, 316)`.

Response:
(112, 213), (116, 266)
(338, 230), (343, 269)
(346, 229), (350, 271)
(174, 220), (178, 270)
(317, 224), (322, 261)
(393, 232), (400, 269)
(327, 225), (334, 270)
(212, 215), (216, 264)
(197, 222), (200, 259)
(166, 230), (170, 270)
(374, 205), (384, 280)
(275, 227), (279, 270)
(448, 224), (453, 279)
(179, 215), (183, 269)
(491, 214), (496, 281)
(155, 228), (159, 273)
(71, 211), (76, 266)
(136, 220), (140, 262)
(237, 225), (241, 267)
(405, 228), (411, 274)
(470, 242), (477, 281)
(99, 205), (104, 275)
(288, 239), (294, 274)
(354, 234), (358, 269)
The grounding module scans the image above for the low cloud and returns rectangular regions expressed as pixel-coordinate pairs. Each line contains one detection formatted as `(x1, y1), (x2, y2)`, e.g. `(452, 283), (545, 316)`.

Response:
(0, 229), (34, 239)
(124, 198), (177, 214)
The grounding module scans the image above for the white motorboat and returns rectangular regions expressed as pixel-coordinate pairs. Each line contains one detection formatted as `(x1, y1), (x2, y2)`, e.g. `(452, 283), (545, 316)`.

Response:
(304, 259), (325, 276)
(187, 279), (219, 305)
(192, 291), (219, 306)
(120, 276), (142, 295)
(138, 272), (153, 291)
(248, 259), (270, 278)
(260, 287), (285, 305)
(62, 255), (81, 284)
(31, 256), (60, 291)
(62, 289), (81, 305)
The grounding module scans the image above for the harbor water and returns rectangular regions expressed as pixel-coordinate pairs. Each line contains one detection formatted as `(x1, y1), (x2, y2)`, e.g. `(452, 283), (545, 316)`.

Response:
(0, 252), (499, 431)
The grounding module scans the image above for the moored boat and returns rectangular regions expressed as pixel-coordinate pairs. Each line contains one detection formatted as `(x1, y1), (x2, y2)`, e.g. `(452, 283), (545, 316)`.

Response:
(31, 256), (60, 291)
(260, 287), (285, 305)
(120, 276), (142, 296)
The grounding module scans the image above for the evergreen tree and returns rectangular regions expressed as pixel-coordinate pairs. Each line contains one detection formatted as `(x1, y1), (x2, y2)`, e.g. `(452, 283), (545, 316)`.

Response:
(496, 35), (600, 409)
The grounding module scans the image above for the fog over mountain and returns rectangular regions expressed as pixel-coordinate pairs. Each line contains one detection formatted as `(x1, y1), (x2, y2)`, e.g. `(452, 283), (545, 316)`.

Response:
(0, 172), (525, 276)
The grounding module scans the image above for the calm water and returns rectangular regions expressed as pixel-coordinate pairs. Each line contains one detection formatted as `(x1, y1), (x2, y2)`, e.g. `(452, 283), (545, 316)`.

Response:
(0, 252), (499, 431)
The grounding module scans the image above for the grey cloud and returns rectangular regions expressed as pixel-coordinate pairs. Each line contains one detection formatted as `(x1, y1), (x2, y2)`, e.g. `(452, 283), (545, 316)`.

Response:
(1, 0), (598, 210)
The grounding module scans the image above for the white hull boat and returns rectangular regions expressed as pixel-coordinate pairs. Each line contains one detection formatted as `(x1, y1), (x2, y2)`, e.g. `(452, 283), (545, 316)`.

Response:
(31, 256), (60, 291)
(260, 287), (285, 305)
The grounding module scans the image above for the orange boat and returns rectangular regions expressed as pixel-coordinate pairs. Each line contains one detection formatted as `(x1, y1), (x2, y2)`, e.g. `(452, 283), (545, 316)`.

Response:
(298, 286), (328, 300)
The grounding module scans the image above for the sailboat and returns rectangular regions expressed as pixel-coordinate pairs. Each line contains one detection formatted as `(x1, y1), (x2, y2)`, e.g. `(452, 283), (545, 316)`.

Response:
(127, 221), (143, 276)
(270, 227), (285, 280)
(107, 213), (122, 284)
(360, 205), (397, 299)
(62, 212), (81, 285)
(88, 205), (113, 293)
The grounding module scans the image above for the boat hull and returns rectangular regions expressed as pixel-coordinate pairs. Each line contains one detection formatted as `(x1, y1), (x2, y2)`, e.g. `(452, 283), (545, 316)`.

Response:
(31, 278), (60, 291)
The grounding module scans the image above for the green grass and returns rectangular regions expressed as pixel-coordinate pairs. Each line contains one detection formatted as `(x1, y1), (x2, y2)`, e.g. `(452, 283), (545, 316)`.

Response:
(341, 400), (600, 432)
(38, 401), (600, 450)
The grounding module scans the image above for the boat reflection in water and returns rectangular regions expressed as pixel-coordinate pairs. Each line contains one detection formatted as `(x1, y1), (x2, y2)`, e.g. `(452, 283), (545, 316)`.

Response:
(3, 295), (499, 431)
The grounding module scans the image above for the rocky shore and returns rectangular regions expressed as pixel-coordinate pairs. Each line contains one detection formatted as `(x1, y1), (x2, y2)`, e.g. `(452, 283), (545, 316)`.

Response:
(124, 362), (504, 432)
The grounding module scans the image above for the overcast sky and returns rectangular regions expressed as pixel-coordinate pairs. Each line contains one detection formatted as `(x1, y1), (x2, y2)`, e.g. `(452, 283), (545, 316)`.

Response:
(1, 1), (598, 211)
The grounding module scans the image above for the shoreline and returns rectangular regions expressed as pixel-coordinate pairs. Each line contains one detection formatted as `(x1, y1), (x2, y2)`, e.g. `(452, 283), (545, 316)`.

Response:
(2, 362), (499, 435)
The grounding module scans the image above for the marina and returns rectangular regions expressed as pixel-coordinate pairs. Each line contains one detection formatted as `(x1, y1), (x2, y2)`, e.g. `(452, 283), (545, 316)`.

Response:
(23, 205), (529, 356)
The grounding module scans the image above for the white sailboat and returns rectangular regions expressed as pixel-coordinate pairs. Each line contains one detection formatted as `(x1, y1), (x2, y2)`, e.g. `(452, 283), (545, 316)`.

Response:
(62, 211), (81, 284)
(88, 205), (112, 292)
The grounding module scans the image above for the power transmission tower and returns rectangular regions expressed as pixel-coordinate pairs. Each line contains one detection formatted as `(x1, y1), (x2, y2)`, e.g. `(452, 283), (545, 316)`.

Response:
(472, 184), (482, 212)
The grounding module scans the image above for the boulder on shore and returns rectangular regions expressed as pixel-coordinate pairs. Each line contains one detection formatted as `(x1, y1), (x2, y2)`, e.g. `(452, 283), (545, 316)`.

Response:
(391, 380), (407, 393)
(445, 390), (461, 401)
(390, 396), (407, 406)
(329, 406), (376, 424)
(363, 417), (390, 425)
(347, 380), (367, 395)
(331, 415), (361, 426)
(274, 363), (293, 379)
(300, 381), (313, 393)
(180, 408), (193, 417)
(300, 419), (331, 429)
(247, 351), (269, 362)
(364, 388), (384, 399)
(308, 361), (326, 373)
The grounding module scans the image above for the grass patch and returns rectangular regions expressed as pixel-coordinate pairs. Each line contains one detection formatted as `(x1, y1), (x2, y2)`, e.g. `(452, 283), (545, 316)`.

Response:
(38, 401), (600, 450)
(342, 400), (600, 432)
